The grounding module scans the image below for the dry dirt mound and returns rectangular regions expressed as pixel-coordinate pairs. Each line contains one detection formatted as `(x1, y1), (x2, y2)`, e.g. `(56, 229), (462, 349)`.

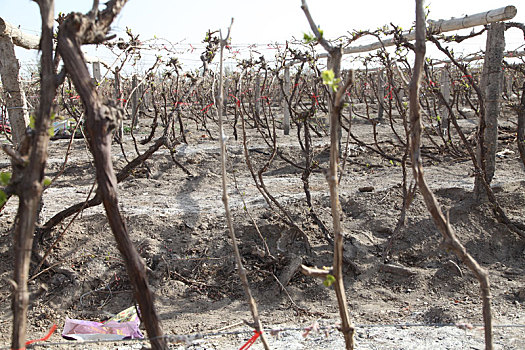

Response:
(0, 119), (524, 349)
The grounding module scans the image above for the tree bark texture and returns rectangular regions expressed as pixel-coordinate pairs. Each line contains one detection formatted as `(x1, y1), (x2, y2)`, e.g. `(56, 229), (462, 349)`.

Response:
(0, 35), (30, 146)
(409, 2), (493, 349)
(517, 82), (525, 168)
(11, 1), (55, 348)
(56, 7), (167, 350)
(300, 2), (355, 348)
(475, 22), (505, 196)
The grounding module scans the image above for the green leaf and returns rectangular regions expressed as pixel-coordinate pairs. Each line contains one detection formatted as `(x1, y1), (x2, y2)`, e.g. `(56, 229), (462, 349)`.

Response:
(303, 32), (316, 44)
(28, 115), (55, 136)
(43, 176), (52, 187)
(0, 190), (7, 207)
(321, 70), (340, 92)
(0, 172), (11, 186)
(323, 274), (336, 287)
(29, 115), (36, 129)
(322, 69), (335, 84)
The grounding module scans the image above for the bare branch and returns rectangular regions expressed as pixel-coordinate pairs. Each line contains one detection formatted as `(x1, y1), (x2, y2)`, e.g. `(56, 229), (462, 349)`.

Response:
(300, 265), (331, 279)
(409, 2), (493, 349)
(300, 0), (332, 52)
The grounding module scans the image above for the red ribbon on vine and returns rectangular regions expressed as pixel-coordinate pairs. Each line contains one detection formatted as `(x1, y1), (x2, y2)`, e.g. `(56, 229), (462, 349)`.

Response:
(384, 85), (394, 100)
(238, 330), (261, 350)
(229, 93), (241, 107)
(311, 93), (319, 106)
(201, 102), (214, 113)
(257, 96), (270, 104)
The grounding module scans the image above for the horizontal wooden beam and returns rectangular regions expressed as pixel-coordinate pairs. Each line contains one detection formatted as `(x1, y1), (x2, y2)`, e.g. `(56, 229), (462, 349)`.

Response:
(316, 5), (517, 58)
(1, 17), (110, 69)
(0, 17), (40, 49)
(428, 5), (517, 34)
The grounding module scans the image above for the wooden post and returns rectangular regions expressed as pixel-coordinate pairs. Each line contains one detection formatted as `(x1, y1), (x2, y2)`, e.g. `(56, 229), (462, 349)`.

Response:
(327, 52), (343, 152)
(367, 72), (375, 104)
(114, 69), (122, 106)
(92, 61), (101, 84)
(0, 35), (29, 146)
(131, 74), (138, 129)
(283, 66), (291, 135)
(139, 83), (146, 112)
(326, 56), (333, 115)
(377, 70), (384, 121)
(504, 71), (513, 98)
(114, 68), (123, 139)
(475, 22), (505, 196)
(254, 74), (261, 118)
(440, 67), (451, 133)
(396, 65), (406, 101)
(223, 78), (229, 115)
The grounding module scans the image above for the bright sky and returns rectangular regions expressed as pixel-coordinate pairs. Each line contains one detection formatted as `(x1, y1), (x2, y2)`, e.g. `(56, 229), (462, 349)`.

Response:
(1, 0), (524, 74)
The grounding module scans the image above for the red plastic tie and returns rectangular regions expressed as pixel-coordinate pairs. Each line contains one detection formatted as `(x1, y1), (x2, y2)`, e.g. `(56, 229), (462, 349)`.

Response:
(229, 94), (241, 107)
(12, 324), (58, 349)
(239, 330), (261, 350)
(200, 102), (214, 113)
(311, 93), (319, 106)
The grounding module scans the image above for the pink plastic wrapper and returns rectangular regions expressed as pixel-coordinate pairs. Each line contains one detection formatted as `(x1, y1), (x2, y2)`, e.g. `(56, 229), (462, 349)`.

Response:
(62, 307), (144, 341)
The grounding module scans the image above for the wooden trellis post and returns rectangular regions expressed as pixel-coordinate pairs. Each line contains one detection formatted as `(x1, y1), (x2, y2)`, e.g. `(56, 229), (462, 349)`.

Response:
(223, 78), (229, 115)
(0, 35), (29, 146)
(254, 73), (261, 118)
(92, 61), (102, 84)
(283, 66), (291, 135)
(504, 71), (513, 98)
(377, 70), (384, 120)
(114, 68), (122, 106)
(440, 67), (451, 133)
(475, 22), (505, 197)
(326, 56), (333, 115)
(138, 83), (146, 112)
(0, 18), (36, 146)
(131, 74), (138, 129)
(114, 68), (124, 139)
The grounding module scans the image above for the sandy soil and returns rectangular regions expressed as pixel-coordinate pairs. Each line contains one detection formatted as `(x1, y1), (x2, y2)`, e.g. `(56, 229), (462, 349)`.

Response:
(0, 108), (524, 349)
